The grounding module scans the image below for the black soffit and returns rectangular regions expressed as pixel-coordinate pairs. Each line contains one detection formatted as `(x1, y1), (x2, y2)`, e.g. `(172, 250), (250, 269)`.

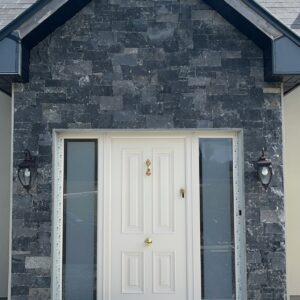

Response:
(0, 0), (300, 95)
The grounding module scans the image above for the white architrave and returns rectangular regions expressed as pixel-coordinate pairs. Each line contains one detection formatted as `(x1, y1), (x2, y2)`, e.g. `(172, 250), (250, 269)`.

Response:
(52, 135), (64, 299)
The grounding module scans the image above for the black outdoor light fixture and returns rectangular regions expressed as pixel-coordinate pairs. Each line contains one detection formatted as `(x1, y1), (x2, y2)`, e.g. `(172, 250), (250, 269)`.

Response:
(17, 150), (37, 192)
(255, 148), (273, 190)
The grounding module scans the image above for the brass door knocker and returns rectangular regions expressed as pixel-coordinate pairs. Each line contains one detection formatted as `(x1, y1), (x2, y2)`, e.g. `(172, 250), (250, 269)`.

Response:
(146, 159), (151, 176)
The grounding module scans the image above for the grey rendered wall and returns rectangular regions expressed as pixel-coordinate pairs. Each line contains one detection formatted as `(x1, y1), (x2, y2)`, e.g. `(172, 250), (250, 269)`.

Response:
(0, 90), (11, 298)
(283, 86), (300, 299)
(11, 0), (285, 299)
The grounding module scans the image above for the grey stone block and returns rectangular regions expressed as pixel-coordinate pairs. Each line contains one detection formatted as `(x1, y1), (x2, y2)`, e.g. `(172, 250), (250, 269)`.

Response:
(190, 50), (222, 67)
(147, 23), (175, 41)
(29, 288), (50, 300)
(112, 53), (138, 66)
(99, 96), (123, 110)
(25, 257), (51, 270)
(112, 80), (136, 95)
(146, 114), (174, 128)
(267, 252), (285, 271)
(260, 209), (281, 223)
(248, 250), (262, 264)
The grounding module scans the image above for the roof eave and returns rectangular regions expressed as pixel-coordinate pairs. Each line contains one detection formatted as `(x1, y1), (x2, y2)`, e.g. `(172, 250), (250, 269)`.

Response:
(0, 0), (50, 43)
(21, 0), (91, 49)
(0, 0), (91, 95)
(246, 0), (300, 47)
(203, 0), (300, 94)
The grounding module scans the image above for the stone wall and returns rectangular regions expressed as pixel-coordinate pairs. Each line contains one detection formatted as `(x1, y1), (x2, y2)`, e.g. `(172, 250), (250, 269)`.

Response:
(12, 0), (285, 299)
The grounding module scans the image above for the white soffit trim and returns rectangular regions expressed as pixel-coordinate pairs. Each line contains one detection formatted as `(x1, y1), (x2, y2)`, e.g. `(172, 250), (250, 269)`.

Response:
(17, 0), (69, 39)
(225, 0), (282, 39)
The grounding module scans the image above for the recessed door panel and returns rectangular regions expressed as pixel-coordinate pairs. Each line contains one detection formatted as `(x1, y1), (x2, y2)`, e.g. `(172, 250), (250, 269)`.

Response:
(122, 151), (144, 234)
(153, 252), (175, 293)
(153, 151), (175, 234)
(122, 252), (144, 294)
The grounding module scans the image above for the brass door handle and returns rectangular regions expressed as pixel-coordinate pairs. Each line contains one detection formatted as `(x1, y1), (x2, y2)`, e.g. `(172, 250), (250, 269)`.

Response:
(144, 238), (153, 246)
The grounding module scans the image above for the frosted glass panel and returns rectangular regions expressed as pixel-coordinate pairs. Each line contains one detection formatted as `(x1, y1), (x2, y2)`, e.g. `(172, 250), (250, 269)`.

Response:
(199, 138), (235, 299)
(63, 140), (97, 300)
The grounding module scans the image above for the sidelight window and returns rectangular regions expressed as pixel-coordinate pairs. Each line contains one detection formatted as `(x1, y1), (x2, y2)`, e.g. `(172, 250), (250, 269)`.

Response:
(199, 138), (236, 299)
(63, 140), (98, 300)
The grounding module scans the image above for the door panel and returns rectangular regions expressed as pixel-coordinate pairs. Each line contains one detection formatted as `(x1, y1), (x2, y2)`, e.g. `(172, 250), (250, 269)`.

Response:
(122, 150), (144, 234)
(153, 150), (175, 233)
(153, 251), (175, 293)
(110, 138), (187, 300)
(121, 252), (144, 293)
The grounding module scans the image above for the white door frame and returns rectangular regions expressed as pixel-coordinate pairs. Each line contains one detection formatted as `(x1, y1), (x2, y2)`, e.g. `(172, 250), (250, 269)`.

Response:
(51, 130), (246, 300)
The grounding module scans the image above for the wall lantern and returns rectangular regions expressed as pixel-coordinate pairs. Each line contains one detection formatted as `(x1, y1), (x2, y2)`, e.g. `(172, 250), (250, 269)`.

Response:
(255, 148), (273, 190)
(17, 150), (37, 192)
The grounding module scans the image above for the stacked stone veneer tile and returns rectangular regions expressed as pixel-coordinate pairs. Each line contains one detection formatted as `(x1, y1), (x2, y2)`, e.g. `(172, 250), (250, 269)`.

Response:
(12, 0), (285, 299)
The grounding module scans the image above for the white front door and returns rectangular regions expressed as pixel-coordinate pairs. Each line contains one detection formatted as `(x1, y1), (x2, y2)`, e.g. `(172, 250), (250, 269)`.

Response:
(109, 137), (187, 299)
(53, 131), (244, 300)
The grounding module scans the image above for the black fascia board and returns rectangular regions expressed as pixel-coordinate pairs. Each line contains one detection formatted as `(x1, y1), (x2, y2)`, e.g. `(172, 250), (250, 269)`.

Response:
(21, 43), (30, 83)
(22, 0), (92, 49)
(0, 0), (50, 43)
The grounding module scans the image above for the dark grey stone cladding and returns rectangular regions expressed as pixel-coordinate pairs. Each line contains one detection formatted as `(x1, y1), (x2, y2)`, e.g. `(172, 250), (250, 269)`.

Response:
(12, 0), (285, 299)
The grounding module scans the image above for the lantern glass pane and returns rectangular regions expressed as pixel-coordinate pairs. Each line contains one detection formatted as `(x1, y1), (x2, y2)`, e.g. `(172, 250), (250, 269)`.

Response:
(19, 168), (31, 188)
(260, 167), (272, 185)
